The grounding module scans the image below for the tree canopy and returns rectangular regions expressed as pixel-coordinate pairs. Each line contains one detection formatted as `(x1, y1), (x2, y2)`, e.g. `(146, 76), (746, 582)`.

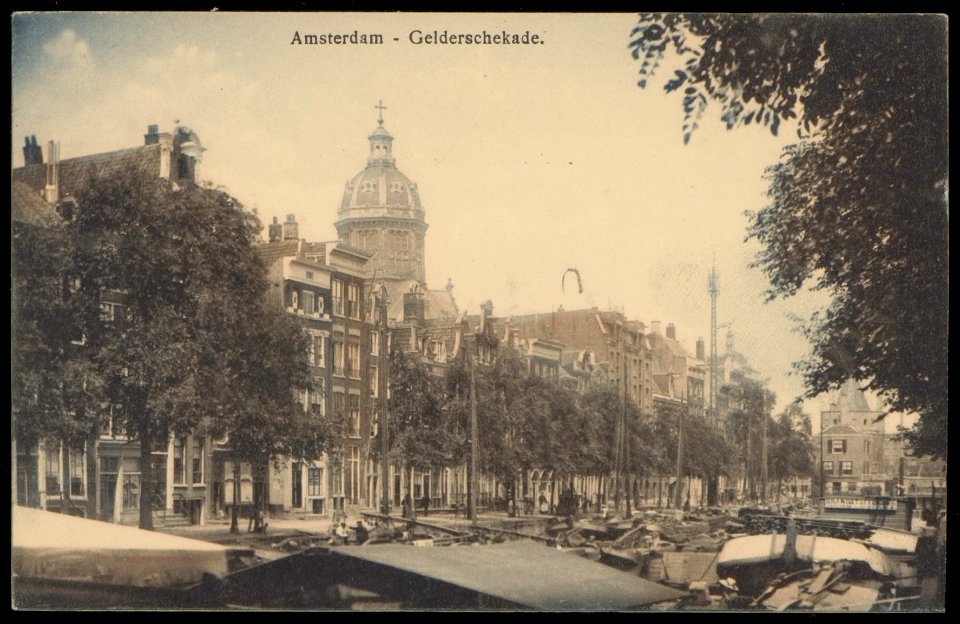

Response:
(13, 171), (333, 529)
(631, 14), (948, 458)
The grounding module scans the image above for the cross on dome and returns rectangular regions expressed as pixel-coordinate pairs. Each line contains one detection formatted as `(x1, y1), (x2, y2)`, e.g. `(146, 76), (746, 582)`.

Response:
(375, 100), (387, 126)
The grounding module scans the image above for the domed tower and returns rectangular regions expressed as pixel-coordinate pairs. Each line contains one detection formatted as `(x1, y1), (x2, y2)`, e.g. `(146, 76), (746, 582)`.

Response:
(335, 103), (427, 284)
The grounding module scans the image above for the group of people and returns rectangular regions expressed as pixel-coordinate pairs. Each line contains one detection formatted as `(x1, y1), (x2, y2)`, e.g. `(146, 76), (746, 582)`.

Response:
(401, 493), (431, 519)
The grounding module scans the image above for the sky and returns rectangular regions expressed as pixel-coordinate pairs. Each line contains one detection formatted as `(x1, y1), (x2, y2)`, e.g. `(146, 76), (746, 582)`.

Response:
(11, 12), (915, 431)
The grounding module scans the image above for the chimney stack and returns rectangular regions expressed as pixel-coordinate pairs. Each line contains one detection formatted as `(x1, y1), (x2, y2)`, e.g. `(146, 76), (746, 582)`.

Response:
(145, 124), (160, 144)
(283, 214), (299, 240)
(696, 337), (705, 361)
(23, 135), (43, 166)
(666, 323), (676, 340)
(268, 217), (283, 242)
(650, 320), (661, 335)
(44, 141), (60, 204)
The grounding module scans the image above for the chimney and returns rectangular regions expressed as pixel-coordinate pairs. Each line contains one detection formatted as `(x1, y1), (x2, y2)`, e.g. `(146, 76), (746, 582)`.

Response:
(403, 291), (424, 323)
(268, 217), (283, 242)
(44, 141), (60, 204)
(696, 337), (705, 361)
(480, 300), (494, 332)
(666, 323), (676, 340)
(144, 124), (160, 144)
(283, 214), (299, 240)
(23, 135), (43, 166)
(650, 320), (661, 335)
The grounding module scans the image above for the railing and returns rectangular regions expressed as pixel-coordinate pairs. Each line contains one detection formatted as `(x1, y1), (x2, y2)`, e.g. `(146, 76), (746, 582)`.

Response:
(823, 496), (898, 511)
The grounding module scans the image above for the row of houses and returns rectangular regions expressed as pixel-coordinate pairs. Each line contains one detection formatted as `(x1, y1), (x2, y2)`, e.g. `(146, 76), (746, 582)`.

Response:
(12, 115), (760, 525)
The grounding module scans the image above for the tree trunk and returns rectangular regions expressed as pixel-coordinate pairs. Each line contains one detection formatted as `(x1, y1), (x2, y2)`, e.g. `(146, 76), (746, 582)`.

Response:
(230, 453), (241, 534)
(138, 414), (155, 531)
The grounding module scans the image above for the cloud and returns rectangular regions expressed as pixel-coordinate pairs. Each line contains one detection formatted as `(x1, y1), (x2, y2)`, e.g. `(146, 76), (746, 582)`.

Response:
(42, 29), (93, 71)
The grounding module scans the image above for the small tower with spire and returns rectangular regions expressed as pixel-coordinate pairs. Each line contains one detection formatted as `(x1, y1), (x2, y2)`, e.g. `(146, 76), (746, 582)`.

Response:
(369, 99), (394, 165)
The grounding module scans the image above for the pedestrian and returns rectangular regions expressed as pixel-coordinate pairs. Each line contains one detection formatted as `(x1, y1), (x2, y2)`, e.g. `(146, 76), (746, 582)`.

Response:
(420, 493), (430, 517)
(507, 496), (515, 517)
(539, 493), (549, 515)
(335, 521), (349, 544)
(402, 493), (416, 520)
(354, 520), (369, 545)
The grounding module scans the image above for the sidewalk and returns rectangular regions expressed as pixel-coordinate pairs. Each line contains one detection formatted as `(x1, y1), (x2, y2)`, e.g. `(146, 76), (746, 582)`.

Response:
(158, 509), (560, 544)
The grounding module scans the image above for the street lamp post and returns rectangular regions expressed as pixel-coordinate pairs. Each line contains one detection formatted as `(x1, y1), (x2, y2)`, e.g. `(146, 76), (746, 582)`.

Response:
(371, 280), (391, 516)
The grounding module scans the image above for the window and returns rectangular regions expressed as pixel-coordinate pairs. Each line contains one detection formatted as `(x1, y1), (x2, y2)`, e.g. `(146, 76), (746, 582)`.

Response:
(333, 338), (344, 376)
(303, 291), (315, 316)
(308, 466), (323, 497)
(290, 288), (299, 310)
(333, 392), (345, 419)
(347, 284), (360, 319)
(347, 446), (360, 504)
(332, 280), (344, 316)
(310, 380), (324, 416)
(370, 365), (378, 397)
(101, 404), (126, 439)
(349, 394), (360, 438)
(291, 462), (303, 508)
(192, 438), (205, 484)
(830, 439), (847, 454)
(101, 457), (141, 512)
(315, 335), (326, 368)
(122, 457), (141, 511)
(173, 438), (185, 483)
(308, 337), (316, 365)
(348, 343), (361, 378)
(69, 446), (85, 496)
(45, 445), (61, 494)
(100, 302), (122, 323)
(306, 271), (314, 280)
(371, 331), (380, 356)
(841, 461), (853, 475)
(823, 461), (834, 474)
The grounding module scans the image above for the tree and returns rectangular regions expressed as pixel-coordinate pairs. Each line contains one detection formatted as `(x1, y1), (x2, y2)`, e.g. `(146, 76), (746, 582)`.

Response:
(631, 14), (948, 459)
(64, 171), (327, 529)
(379, 348), (454, 476)
(720, 372), (776, 501)
(767, 406), (816, 500)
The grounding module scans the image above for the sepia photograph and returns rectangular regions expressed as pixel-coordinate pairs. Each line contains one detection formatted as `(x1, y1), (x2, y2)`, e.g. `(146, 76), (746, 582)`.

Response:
(11, 11), (948, 611)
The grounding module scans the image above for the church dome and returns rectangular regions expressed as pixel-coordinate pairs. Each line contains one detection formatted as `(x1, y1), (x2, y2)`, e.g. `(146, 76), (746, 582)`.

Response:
(338, 122), (423, 216)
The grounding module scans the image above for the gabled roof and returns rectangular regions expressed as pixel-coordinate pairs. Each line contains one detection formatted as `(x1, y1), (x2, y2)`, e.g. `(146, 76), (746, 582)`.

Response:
(820, 424), (863, 435)
(11, 182), (62, 228)
(12, 144), (163, 198)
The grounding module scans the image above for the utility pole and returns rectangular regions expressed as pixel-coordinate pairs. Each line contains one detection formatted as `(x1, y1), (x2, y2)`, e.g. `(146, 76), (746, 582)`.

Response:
(377, 284), (390, 516)
(819, 412), (825, 508)
(674, 393), (685, 510)
(708, 264), (718, 422)
(469, 341), (479, 523)
(760, 392), (768, 503)
(613, 348), (627, 513)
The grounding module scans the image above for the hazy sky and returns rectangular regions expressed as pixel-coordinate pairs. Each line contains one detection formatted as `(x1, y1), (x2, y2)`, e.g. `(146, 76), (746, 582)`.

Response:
(11, 12), (913, 430)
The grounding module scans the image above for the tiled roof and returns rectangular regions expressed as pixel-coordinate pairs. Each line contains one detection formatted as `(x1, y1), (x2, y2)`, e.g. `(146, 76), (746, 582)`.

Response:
(12, 145), (163, 198)
(257, 239), (301, 268)
(11, 182), (62, 228)
(423, 289), (458, 319)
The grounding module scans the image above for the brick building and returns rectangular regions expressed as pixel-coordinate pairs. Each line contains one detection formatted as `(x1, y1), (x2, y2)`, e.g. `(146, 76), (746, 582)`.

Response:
(13, 125), (213, 525)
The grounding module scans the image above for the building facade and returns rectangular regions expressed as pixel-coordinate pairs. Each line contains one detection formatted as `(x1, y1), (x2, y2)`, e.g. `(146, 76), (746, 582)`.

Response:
(13, 125), (215, 526)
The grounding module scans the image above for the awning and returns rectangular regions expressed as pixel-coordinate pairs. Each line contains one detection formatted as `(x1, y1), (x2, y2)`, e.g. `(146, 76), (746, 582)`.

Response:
(12, 505), (235, 588)
(370, 541), (684, 609)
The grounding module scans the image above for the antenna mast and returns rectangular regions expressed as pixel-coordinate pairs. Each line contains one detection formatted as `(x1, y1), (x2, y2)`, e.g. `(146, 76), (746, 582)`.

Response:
(708, 264), (719, 422)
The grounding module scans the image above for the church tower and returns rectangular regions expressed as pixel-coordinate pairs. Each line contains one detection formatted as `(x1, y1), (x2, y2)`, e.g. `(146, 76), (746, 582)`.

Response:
(335, 102), (428, 284)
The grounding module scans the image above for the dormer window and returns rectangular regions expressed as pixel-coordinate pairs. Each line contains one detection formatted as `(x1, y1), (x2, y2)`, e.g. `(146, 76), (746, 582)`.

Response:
(390, 181), (404, 193)
(361, 181), (376, 193)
